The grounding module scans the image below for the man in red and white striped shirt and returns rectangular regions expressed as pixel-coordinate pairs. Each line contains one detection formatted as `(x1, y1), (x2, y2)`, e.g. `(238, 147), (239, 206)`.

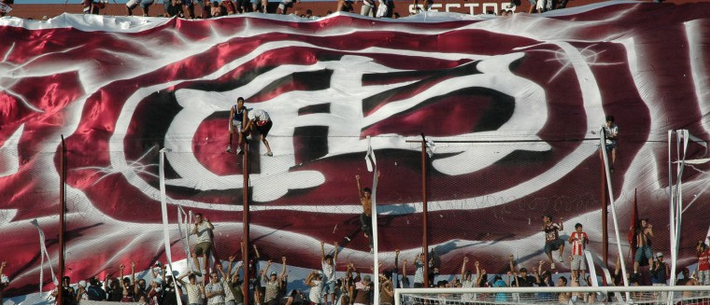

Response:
(568, 223), (589, 282)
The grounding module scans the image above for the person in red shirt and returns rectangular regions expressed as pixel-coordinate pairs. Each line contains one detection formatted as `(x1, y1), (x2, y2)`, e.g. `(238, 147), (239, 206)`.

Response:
(696, 241), (710, 285)
(568, 223), (589, 282)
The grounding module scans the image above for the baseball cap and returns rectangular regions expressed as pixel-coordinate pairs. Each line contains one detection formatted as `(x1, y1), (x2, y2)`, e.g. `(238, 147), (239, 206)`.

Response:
(363, 275), (371, 281)
(271, 271), (278, 276)
(1, 274), (8, 284)
(656, 252), (664, 257)
(78, 280), (87, 288)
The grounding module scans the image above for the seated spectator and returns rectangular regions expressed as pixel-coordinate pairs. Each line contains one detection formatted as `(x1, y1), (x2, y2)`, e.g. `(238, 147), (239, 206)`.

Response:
(460, 257), (475, 302)
(509, 254), (535, 301)
(533, 260), (555, 302)
(277, 0), (299, 14)
(86, 277), (107, 301)
(178, 271), (205, 305)
(105, 276), (123, 301)
(167, 0), (184, 17)
(696, 241), (710, 285)
(557, 276), (570, 304)
(219, 255), (244, 305)
(212, 1), (224, 17)
(206, 271), (226, 305)
(379, 270), (394, 305)
(351, 274), (373, 305)
(202, 0), (212, 18)
(182, 0), (196, 18)
(221, 0), (237, 14)
(305, 270), (324, 305)
(492, 275), (508, 303)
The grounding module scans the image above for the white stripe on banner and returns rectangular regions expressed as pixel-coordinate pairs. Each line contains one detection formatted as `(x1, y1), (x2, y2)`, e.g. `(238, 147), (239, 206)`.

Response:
(366, 136), (381, 304)
(30, 219), (58, 292)
(159, 149), (184, 305)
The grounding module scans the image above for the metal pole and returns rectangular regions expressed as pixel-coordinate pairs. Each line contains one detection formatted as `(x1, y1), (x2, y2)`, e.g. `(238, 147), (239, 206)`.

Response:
(242, 134), (251, 305)
(599, 148), (608, 266)
(420, 134), (429, 288)
(58, 135), (66, 305)
(600, 129), (629, 292)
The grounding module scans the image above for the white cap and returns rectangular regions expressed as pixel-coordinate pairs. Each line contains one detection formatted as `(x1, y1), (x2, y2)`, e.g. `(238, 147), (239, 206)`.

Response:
(656, 252), (664, 257)
(78, 280), (87, 288)
(1, 274), (9, 283)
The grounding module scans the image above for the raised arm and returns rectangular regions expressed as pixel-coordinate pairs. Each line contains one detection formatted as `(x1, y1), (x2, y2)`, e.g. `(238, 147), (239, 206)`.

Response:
(253, 244), (261, 259)
(216, 262), (226, 280)
(305, 270), (315, 286)
(380, 275), (394, 298)
(227, 255), (236, 280)
(334, 242), (340, 262)
(461, 256), (468, 280)
(151, 262), (159, 279)
(0, 261), (6, 281)
(355, 175), (363, 198)
(402, 259), (408, 278)
(508, 254), (515, 273)
(394, 249), (400, 270)
(263, 260), (272, 283)
(204, 216), (214, 230)
(104, 274), (110, 293)
(119, 265), (129, 295)
(177, 271), (190, 286)
(474, 260), (480, 284)
(321, 241), (326, 262)
(231, 265), (243, 283)
(280, 256), (287, 278)
(558, 217), (564, 231)
(131, 262), (139, 296)
(476, 267), (487, 287)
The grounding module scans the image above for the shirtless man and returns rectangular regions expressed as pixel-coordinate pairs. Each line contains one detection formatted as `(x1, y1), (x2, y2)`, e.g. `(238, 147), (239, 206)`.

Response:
(355, 171), (379, 252)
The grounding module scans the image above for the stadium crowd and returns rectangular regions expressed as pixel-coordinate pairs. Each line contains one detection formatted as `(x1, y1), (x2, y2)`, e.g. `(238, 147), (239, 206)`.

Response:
(1, 186), (710, 305)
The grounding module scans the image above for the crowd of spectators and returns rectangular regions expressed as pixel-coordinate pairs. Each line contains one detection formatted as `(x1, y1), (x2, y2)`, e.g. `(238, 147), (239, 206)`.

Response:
(1, 212), (709, 305)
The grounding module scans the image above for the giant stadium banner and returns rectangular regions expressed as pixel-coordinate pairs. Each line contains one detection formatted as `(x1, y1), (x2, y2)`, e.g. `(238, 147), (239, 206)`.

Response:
(1, 1), (710, 301)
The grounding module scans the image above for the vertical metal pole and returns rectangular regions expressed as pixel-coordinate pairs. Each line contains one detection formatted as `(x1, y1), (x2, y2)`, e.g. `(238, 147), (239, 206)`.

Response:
(58, 135), (66, 305)
(420, 134), (429, 288)
(600, 148), (608, 266)
(242, 133), (251, 305)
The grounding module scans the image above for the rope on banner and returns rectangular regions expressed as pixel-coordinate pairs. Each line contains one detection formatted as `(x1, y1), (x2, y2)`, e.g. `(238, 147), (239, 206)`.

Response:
(30, 219), (59, 292)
